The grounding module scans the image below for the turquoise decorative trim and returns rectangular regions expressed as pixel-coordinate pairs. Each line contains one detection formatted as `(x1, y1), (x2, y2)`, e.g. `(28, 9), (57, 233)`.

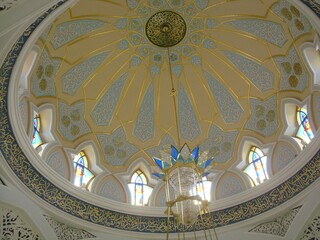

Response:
(0, 0), (319, 234)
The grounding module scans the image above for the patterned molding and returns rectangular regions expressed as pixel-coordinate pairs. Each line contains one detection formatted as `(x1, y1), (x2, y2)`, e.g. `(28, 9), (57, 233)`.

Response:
(300, 215), (320, 240)
(0, 0), (319, 234)
(44, 215), (96, 240)
(249, 206), (301, 236)
(1, 207), (41, 240)
(301, 0), (320, 17)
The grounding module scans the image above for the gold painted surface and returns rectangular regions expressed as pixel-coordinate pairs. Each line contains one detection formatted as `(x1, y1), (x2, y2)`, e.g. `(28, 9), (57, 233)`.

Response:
(26, 0), (315, 174)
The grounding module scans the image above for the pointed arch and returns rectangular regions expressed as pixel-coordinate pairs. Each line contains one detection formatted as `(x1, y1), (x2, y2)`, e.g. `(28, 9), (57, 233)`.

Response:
(244, 146), (269, 186)
(128, 169), (153, 206)
(73, 151), (94, 189)
(296, 106), (314, 144)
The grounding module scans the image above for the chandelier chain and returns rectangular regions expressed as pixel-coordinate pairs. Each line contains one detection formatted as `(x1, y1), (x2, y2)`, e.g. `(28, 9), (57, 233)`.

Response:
(167, 47), (181, 148)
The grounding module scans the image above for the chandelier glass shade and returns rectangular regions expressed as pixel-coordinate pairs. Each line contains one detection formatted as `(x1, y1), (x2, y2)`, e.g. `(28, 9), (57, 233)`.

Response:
(153, 143), (214, 237)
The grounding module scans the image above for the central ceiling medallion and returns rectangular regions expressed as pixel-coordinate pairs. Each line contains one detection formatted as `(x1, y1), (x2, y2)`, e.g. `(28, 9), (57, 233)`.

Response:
(145, 10), (187, 47)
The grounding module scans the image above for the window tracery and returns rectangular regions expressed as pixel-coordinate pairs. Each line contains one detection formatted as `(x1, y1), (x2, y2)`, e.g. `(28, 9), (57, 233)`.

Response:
(192, 176), (212, 201)
(128, 169), (153, 206)
(73, 151), (94, 189)
(32, 112), (43, 149)
(244, 146), (269, 186)
(296, 106), (314, 145)
(283, 100), (315, 150)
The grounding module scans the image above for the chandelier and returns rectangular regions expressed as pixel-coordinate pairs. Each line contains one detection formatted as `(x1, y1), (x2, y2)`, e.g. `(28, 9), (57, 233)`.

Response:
(152, 144), (218, 239)
(146, 10), (218, 239)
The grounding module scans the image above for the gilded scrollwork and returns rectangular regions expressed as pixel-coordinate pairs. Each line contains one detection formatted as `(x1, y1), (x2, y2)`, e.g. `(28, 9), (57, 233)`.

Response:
(145, 10), (187, 47)
(0, 0), (319, 234)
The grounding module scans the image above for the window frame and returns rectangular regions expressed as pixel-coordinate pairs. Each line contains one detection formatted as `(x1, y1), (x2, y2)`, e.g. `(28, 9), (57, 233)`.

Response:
(32, 113), (44, 149)
(128, 169), (152, 206)
(244, 146), (269, 186)
(73, 151), (95, 189)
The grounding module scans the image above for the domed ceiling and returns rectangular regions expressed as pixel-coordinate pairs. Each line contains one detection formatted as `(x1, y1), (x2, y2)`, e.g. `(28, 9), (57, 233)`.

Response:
(1, 0), (320, 235)
(29, 0), (316, 173)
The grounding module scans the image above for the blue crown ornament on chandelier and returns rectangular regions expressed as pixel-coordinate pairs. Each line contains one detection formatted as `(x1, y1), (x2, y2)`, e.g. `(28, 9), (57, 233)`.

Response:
(152, 143), (214, 228)
(152, 143), (214, 180)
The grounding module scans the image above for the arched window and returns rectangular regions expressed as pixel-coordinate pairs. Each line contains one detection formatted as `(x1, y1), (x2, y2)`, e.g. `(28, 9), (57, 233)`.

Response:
(296, 106), (314, 144)
(192, 176), (212, 201)
(73, 151), (94, 189)
(244, 146), (268, 186)
(32, 113), (43, 149)
(128, 170), (152, 206)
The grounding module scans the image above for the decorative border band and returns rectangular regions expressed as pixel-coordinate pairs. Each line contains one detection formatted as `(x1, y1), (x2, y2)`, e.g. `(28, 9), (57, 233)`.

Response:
(301, 0), (320, 17)
(0, 0), (319, 233)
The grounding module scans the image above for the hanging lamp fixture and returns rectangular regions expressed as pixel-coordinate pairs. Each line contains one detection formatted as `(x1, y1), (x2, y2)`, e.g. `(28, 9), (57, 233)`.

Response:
(146, 10), (218, 240)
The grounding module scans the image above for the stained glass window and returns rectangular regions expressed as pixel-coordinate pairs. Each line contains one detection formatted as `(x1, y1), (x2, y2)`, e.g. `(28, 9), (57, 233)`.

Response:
(193, 177), (212, 201)
(296, 106), (314, 144)
(73, 151), (94, 189)
(32, 113), (43, 148)
(244, 146), (268, 186)
(128, 170), (152, 206)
